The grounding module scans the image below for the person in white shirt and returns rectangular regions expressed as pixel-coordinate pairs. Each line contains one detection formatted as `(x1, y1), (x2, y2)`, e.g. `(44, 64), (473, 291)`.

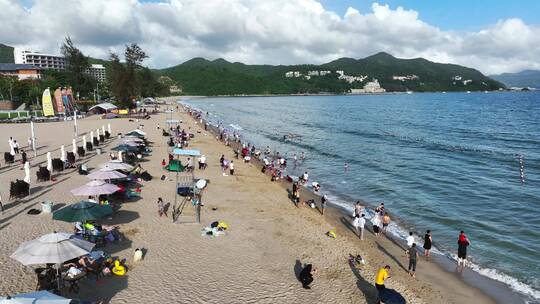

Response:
(406, 232), (415, 250)
(301, 171), (309, 183)
(229, 161), (235, 175)
(198, 155), (206, 170)
(353, 213), (366, 240)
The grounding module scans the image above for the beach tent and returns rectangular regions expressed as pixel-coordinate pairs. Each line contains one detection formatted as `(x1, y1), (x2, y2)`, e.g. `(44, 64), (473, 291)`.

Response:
(111, 144), (139, 153)
(124, 131), (145, 138)
(0, 290), (71, 304)
(165, 159), (185, 172)
(88, 102), (118, 114)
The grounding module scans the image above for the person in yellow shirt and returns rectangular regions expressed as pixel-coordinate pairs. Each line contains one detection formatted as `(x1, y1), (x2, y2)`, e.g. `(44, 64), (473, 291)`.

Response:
(375, 265), (391, 303)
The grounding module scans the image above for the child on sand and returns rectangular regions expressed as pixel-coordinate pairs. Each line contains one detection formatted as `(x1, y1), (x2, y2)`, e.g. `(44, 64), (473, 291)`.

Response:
(157, 197), (167, 217)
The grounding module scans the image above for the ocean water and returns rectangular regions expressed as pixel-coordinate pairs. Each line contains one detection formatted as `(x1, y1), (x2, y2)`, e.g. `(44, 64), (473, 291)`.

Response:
(184, 92), (540, 302)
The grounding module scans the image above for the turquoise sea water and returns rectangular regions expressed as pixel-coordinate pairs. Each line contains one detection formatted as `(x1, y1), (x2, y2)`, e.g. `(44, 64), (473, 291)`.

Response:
(185, 92), (540, 302)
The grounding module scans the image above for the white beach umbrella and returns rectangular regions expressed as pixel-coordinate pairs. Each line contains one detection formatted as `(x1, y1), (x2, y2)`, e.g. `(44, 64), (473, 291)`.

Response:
(70, 180), (120, 196)
(60, 145), (66, 162)
(118, 151), (123, 162)
(0, 290), (71, 304)
(90, 131), (94, 142)
(10, 145), (15, 156)
(121, 141), (140, 147)
(123, 137), (144, 142)
(99, 161), (134, 171)
(46, 152), (52, 172)
(82, 135), (87, 148)
(23, 162), (30, 184)
(102, 125), (106, 134)
(96, 128), (100, 138)
(11, 232), (94, 265)
(87, 168), (127, 180)
(72, 138), (77, 155)
(108, 123), (111, 133)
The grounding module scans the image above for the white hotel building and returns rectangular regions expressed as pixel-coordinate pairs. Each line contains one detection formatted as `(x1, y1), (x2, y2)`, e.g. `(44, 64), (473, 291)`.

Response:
(14, 49), (67, 70)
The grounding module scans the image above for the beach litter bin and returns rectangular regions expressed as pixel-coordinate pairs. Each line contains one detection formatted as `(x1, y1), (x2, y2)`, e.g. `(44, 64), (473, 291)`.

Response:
(41, 201), (53, 214)
(96, 148), (102, 155)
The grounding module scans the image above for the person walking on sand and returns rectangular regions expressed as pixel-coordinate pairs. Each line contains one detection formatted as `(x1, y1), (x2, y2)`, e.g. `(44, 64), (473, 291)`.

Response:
(406, 243), (419, 277)
(320, 194), (327, 215)
(353, 213), (366, 240)
(13, 140), (20, 154)
(372, 212), (382, 236)
(157, 197), (167, 217)
(457, 231), (470, 270)
(229, 161), (235, 175)
(299, 264), (317, 289)
(382, 212), (391, 233)
(423, 230), (432, 258)
(375, 265), (391, 303)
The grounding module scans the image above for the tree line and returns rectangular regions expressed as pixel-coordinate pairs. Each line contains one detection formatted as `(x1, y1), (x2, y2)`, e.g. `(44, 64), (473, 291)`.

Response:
(0, 37), (169, 110)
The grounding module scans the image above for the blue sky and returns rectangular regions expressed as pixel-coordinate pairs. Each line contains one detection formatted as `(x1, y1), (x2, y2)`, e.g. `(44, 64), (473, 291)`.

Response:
(318, 0), (540, 30)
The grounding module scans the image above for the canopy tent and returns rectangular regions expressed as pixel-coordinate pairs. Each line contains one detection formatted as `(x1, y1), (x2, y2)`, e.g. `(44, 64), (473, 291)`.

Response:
(88, 103), (118, 114)
(53, 200), (113, 223)
(172, 149), (201, 157)
(165, 159), (185, 172)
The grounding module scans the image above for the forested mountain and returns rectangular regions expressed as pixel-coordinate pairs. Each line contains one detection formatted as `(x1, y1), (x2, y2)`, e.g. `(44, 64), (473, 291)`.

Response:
(157, 52), (504, 95)
(490, 70), (540, 88)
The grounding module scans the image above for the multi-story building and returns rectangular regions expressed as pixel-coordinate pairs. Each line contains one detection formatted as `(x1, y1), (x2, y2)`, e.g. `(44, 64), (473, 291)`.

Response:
(85, 64), (107, 82)
(0, 63), (41, 80)
(14, 49), (66, 70)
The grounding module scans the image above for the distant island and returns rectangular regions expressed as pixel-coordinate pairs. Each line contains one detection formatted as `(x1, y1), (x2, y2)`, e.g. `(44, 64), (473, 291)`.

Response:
(490, 70), (540, 89)
(157, 52), (505, 95)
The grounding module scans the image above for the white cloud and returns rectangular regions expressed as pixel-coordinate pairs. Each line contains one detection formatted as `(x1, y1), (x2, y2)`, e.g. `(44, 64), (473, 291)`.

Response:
(1, 0), (539, 74)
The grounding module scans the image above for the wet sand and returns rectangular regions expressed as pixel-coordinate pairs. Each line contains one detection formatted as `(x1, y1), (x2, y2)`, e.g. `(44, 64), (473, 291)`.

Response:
(0, 104), (496, 303)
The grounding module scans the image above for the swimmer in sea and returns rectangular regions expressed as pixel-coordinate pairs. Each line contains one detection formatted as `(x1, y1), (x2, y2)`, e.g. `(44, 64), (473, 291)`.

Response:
(344, 163), (348, 172)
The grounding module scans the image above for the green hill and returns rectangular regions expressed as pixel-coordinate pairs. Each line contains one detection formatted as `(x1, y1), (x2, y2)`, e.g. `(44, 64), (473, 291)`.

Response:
(0, 43), (14, 63)
(490, 70), (540, 88)
(157, 52), (504, 95)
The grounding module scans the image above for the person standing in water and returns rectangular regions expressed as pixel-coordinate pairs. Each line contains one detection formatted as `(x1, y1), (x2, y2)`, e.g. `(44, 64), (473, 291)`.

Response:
(457, 231), (470, 270)
(423, 230), (432, 258)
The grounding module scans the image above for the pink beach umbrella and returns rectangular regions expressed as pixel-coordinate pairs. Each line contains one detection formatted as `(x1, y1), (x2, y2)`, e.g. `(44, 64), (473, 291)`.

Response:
(70, 180), (120, 196)
(87, 169), (127, 180)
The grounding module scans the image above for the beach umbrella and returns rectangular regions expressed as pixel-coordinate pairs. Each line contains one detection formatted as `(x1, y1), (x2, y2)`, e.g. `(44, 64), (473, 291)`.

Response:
(70, 180), (120, 196)
(120, 141), (140, 147)
(131, 129), (146, 136)
(0, 290), (71, 304)
(108, 123), (111, 133)
(87, 168), (127, 180)
(118, 151), (123, 162)
(10, 232), (94, 265)
(99, 161), (134, 171)
(96, 128), (100, 139)
(90, 131), (94, 142)
(82, 135), (87, 148)
(46, 152), (52, 172)
(111, 144), (138, 152)
(123, 137), (144, 142)
(60, 145), (66, 162)
(72, 138), (77, 155)
(125, 131), (144, 138)
(52, 200), (113, 223)
(10, 145), (15, 156)
(23, 162), (30, 184)
(102, 125), (106, 134)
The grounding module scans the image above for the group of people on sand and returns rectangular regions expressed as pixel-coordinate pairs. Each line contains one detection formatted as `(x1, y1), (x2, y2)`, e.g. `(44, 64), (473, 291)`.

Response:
(183, 105), (475, 303)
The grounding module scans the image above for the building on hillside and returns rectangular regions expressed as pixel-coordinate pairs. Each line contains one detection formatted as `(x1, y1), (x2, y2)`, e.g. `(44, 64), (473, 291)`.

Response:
(169, 85), (182, 94)
(85, 64), (107, 82)
(0, 63), (41, 80)
(307, 71), (319, 76)
(14, 49), (66, 70)
(363, 79), (386, 93)
(285, 71), (294, 77)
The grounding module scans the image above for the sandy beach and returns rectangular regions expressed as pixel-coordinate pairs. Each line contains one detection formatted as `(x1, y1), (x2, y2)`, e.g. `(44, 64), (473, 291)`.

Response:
(0, 102), (497, 303)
